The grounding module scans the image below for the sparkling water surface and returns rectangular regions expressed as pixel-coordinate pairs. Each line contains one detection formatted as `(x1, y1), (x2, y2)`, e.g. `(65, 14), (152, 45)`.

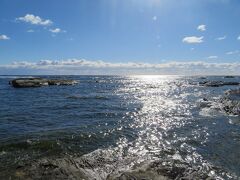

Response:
(0, 75), (239, 179)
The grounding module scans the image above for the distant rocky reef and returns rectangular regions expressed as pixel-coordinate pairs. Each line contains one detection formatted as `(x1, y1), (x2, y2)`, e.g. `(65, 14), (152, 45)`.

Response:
(199, 81), (239, 87)
(9, 78), (78, 88)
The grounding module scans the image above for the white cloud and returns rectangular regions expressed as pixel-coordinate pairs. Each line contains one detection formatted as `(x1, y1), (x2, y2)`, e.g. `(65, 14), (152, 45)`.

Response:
(226, 50), (239, 55)
(16, 14), (52, 26)
(182, 36), (204, 44)
(216, 36), (226, 41)
(0, 34), (10, 40)
(27, 29), (34, 33)
(197, 24), (206, 31)
(1, 59), (239, 75)
(152, 16), (157, 21)
(49, 28), (66, 33)
(207, 56), (218, 59)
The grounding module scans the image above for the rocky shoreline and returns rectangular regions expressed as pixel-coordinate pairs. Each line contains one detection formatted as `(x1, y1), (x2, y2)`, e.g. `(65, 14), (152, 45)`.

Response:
(8, 153), (219, 180)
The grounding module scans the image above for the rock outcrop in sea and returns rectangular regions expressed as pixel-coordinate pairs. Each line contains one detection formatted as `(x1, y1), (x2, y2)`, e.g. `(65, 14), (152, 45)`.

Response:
(199, 81), (239, 87)
(198, 88), (240, 116)
(221, 89), (240, 115)
(10, 78), (78, 88)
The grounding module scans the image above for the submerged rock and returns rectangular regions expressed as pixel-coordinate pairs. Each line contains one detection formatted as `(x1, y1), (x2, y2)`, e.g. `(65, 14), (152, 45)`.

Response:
(10, 78), (78, 88)
(199, 81), (239, 87)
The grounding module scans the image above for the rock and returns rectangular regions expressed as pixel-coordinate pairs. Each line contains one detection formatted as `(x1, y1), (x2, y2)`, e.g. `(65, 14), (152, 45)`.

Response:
(11, 78), (49, 88)
(10, 78), (78, 88)
(9, 157), (215, 180)
(47, 79), (78, 86)
(199, 81), (239, 87)
(225, 89), (240, 96)
(221, 98), (240, 115)
(221, 89), (240, 115)
(197, 89), (240, 116)
(10, 157), (106, 180)
(224, 76), (235, 78)
(198, 98), (212, 108)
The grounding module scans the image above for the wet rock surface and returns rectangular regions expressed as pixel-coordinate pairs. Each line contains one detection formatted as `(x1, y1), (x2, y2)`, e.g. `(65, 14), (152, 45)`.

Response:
(7, 156), (218, 180)
(10, 78), (78, 88)
(199, 88), (240, 116)
(221, 89), (240, 115)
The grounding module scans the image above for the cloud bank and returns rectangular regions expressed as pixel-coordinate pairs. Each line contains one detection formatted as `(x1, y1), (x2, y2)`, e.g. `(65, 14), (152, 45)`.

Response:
(0, 59), (239, 75)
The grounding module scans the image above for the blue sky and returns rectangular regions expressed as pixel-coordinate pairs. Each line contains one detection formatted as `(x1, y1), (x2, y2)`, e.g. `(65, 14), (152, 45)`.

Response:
(0, 0), (240, 75)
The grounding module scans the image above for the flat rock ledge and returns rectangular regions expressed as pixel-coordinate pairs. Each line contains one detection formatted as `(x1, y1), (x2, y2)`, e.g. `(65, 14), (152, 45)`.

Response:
(10, 78), (78, 88)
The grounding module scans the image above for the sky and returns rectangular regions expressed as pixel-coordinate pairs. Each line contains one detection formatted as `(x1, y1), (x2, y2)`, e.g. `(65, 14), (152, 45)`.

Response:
(0, 0), (240, 75)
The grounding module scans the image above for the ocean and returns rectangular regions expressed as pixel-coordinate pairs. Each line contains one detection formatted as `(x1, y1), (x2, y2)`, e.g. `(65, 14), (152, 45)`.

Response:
(0, 75), (239, 179)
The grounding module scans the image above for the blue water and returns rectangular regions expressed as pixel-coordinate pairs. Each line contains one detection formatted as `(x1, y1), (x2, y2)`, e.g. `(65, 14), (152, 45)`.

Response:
(0, 75), (239, 179)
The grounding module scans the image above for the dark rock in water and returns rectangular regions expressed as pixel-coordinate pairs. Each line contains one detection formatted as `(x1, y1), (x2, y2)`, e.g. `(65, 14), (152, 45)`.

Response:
(11, 78), (49, 88)
(197, 89), (240, 116)
(11, 156), (116, 180)
(12, 158), (93, 180)
(221, 89), (240, 115)
(224, 76), (235, 79)
(10, 78), (78, 88)
(199, 81), (239, 87)
(225, 89), (240, 96)
(47, 79), (78, 86)
(198, 98), (212, 108)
